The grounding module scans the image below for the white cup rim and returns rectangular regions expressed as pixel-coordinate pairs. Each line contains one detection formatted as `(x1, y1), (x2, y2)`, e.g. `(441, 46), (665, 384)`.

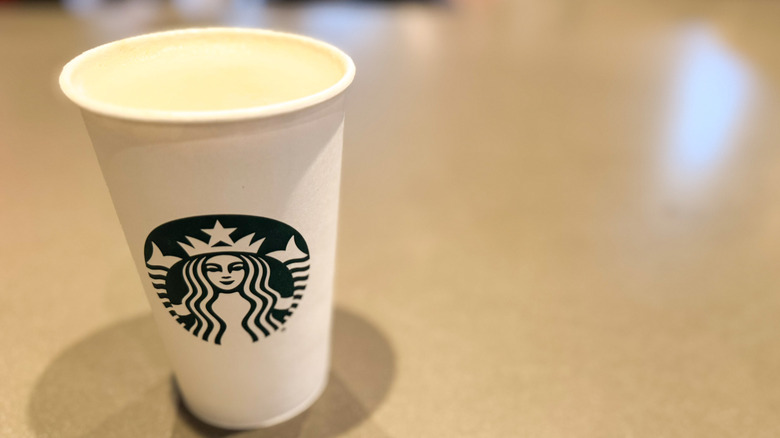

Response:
(59, 27), (356, 123)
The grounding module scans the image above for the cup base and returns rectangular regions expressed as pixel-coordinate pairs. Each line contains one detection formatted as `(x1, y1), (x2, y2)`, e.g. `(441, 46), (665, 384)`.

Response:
(181, 374), (329, 430)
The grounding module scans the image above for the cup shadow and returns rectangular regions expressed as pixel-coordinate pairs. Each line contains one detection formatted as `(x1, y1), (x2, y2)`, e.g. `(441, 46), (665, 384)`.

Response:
(27, 308), (395, 438)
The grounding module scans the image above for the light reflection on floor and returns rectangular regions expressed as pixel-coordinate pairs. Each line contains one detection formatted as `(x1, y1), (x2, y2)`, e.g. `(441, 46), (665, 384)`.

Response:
(662, 24), (754, 198)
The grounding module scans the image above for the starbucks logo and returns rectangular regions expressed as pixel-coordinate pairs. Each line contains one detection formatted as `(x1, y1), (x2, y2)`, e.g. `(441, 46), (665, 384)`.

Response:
(144, 215), (309, 345)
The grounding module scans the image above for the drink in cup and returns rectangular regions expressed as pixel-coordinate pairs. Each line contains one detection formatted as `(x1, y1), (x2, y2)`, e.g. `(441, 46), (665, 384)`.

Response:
(59, 28), (355, 429)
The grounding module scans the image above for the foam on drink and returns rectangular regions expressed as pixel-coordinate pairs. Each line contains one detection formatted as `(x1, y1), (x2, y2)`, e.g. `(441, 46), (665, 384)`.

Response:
(64, 30), (347, 113)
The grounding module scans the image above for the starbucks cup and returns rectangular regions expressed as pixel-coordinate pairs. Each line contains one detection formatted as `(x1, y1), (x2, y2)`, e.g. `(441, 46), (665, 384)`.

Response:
(59, 28), (355, 429)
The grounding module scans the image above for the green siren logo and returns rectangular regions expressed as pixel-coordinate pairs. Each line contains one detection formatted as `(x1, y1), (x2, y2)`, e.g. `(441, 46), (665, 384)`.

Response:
(144, 215), (309, 345)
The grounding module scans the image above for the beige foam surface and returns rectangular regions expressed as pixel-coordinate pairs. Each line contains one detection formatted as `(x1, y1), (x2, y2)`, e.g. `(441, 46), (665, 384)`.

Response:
(67, 30), (346, 111)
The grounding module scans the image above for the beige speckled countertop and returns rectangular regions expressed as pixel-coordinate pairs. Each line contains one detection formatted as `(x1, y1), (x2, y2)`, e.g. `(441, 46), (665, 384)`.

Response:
(2, 1), (780, 436)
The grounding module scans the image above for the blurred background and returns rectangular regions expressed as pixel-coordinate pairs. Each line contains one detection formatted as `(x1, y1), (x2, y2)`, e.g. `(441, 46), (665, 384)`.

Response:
(2, 0), (780, 437)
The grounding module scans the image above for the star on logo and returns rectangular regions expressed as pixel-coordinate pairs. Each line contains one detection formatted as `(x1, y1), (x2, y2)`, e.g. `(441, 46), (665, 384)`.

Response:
(202, 220), (237, 246)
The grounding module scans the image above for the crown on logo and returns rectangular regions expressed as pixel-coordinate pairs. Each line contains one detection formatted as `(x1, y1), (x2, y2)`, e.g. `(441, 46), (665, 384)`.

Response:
(178, 220), (264, 257)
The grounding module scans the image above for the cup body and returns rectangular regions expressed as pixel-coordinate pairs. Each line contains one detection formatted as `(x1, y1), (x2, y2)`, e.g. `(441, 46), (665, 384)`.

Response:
(61, 28), (354, 429)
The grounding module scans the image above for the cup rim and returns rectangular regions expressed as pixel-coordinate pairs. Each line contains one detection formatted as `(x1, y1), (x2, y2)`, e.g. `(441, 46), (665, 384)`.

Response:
(59, 27), (356, 123)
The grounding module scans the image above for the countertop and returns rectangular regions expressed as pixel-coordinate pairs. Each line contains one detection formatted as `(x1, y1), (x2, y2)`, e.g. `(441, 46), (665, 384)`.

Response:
(1, 1), (780, 436)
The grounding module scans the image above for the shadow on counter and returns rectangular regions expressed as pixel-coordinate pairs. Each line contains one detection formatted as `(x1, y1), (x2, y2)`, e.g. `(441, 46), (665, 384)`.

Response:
(27, 307), (395, 438)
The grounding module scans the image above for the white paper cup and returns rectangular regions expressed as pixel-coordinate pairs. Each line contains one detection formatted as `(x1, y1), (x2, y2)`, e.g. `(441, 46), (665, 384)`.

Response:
(60, 28), (355, 429)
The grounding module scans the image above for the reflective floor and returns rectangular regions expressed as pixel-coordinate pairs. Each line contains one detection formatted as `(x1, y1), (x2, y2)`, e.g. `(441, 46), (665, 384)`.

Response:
(1, 1), (780, 437)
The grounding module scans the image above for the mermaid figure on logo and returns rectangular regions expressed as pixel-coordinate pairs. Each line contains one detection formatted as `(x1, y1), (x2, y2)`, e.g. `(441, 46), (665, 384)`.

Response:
(145, 220), (310, 345)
